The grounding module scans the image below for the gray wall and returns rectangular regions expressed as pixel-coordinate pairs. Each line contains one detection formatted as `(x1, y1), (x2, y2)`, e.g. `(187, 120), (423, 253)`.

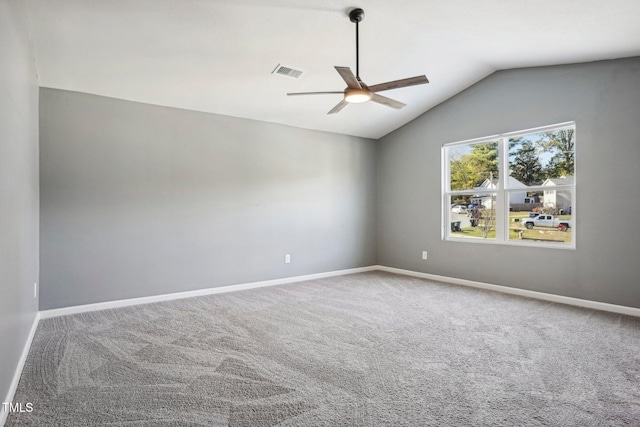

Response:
(0, 0), (39, 405)
(377, 57), (640, 308)
(40, 89), (377, 310)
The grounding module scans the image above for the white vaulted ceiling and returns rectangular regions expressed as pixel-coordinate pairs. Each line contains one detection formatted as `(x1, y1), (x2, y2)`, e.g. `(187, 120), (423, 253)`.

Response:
(24, 0), (640, 139)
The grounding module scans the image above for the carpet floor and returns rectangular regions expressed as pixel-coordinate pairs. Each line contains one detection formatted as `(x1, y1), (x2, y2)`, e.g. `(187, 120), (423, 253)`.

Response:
(6, 271), (640, 426)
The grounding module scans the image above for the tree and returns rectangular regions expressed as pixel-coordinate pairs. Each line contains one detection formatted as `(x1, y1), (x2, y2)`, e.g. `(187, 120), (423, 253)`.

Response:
(449, 152), (476, 191)
(480, 209), (496, 239)
(540, 129), (575, 178)
(509, 139), (543, 185)
(449, 142), (498, 191)
(470, 142), (499, 181)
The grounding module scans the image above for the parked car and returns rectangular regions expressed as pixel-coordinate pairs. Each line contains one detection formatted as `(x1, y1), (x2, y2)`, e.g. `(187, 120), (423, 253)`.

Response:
(451, 205), (467, 214)
(520, 214), (571, 231)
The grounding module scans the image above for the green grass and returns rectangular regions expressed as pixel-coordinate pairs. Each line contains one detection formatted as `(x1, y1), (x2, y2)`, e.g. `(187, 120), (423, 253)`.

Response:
(452, 227), (496, 239)
(508, 227), (572, 243)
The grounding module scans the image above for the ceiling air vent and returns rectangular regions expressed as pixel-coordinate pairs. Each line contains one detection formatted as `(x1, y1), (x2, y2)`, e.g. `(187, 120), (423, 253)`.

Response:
(272, 64), (304, 79)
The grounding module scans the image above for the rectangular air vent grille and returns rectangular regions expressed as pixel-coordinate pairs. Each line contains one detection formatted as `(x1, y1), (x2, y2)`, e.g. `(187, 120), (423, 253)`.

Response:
(272, 64), (304, 79)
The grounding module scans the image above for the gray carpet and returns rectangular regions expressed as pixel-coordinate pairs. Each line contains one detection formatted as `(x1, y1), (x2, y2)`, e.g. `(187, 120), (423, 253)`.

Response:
(7, 271), (640, 426)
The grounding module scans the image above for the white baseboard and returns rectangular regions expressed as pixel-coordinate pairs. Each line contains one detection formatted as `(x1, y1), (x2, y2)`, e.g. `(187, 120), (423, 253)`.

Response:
(376, 265), (640, 318)
(39, 266), (378, 319)
(1, 312), (40, 427)
(39, 265), (640, 320)
(40, 265), (640, 320)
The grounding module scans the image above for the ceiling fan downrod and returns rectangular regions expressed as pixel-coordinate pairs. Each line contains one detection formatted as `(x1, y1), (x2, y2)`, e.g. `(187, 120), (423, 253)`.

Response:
(349, 8), (365, 81)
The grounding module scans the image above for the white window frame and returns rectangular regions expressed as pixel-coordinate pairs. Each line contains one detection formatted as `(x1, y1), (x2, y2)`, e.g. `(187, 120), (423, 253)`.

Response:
(442, 122), (576, 250)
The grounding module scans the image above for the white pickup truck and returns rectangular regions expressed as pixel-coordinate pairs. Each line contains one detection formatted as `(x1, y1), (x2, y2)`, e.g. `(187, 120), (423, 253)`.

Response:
(521, 214), (571, 231)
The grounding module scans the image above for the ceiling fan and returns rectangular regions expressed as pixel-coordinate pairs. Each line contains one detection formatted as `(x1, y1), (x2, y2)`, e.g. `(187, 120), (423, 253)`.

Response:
(287, 8), (429, 114)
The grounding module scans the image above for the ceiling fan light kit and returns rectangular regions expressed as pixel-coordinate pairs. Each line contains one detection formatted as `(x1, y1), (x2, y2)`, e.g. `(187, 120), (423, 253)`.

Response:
(287, 7), (429, 114)
(345, 88), (371, 103)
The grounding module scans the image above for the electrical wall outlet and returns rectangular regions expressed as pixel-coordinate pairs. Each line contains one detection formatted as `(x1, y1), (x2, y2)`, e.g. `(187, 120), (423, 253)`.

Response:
(422, 251), (428, 260)
(285, 254), (291, 264)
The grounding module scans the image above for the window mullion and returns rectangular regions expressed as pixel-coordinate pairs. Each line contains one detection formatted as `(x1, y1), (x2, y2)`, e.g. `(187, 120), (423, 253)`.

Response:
(442, 147), (449, 239)
(494, 137), (506, 241)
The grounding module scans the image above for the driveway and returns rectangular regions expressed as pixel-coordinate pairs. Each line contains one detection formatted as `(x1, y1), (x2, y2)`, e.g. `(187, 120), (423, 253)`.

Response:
(451, 212), (471, 228)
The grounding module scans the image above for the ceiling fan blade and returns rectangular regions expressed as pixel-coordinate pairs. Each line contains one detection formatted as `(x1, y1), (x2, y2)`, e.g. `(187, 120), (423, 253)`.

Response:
(287, 91), (344, 96)
(371, 93), (406, 109)
(334, 66), (362, 89)
(368, 75), (429, 93)
(327, 99), (349, 114)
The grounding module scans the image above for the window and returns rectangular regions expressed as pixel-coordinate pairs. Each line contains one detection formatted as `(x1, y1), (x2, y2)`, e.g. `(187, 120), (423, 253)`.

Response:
(442, 122), (575, 248)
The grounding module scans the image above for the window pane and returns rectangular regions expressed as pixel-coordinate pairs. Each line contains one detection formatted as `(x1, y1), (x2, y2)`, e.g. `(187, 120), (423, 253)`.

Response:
(508, 191), (573, 245)
(449, 194), (496, 240)
(449, 141), (499, 191)
(508, 127), (575, 188)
